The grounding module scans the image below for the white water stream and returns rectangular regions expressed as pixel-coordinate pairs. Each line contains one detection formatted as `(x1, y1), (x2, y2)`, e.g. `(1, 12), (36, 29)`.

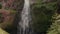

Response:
(18, 0), (31, 34)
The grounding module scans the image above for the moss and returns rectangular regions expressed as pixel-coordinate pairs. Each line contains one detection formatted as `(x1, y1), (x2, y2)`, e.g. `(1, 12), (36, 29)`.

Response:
(8, 9), (16, 14)
(0, 28), (9, 34)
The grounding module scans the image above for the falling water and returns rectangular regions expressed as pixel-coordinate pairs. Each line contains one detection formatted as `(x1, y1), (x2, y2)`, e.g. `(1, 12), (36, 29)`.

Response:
(18, 0), (31, 34)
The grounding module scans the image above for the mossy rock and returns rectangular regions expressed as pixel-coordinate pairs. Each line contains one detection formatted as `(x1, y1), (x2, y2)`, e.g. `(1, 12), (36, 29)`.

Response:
(0, 28), (9, 34)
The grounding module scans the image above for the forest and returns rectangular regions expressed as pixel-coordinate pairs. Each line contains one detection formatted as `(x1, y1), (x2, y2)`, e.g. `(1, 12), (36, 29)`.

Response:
(0, 0), (58, 34)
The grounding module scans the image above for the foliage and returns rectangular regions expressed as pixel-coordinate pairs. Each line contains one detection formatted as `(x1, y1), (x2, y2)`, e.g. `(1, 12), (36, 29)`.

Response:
(31, 0), (57, 34)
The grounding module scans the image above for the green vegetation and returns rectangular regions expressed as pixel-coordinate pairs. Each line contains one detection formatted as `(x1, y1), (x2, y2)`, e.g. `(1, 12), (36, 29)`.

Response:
(31, 0), (57, 34)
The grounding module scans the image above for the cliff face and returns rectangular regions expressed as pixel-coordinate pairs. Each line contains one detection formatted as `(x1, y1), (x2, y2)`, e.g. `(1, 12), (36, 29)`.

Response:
(0, 0), (24, 34)
(0, 0), (24, 10)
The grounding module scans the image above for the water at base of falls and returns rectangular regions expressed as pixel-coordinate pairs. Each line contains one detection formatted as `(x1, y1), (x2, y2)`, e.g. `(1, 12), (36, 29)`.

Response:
(17, 0), (33, 34)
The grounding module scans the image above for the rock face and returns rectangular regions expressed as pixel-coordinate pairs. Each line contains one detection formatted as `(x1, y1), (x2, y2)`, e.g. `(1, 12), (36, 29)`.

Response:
(0, 0), (24, 10)
(0, 0), (24, 34)
(0, 9), (16, 29)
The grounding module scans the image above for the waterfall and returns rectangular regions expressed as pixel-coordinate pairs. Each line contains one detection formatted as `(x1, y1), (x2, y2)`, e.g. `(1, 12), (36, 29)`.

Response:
(17, 0), (31, 34)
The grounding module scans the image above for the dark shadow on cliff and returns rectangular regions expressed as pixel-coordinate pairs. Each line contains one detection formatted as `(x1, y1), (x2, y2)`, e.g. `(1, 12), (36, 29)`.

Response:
(31, 6), (55, 34)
